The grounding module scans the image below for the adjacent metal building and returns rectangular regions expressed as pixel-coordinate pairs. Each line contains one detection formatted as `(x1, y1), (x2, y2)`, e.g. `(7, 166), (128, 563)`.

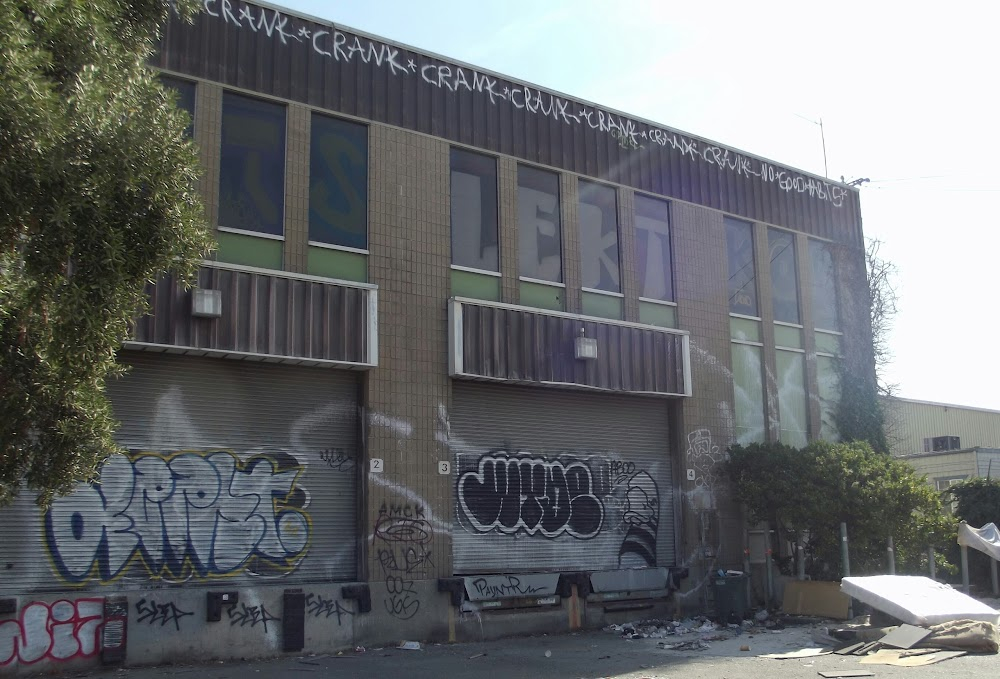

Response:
(0, 1), (873, 673)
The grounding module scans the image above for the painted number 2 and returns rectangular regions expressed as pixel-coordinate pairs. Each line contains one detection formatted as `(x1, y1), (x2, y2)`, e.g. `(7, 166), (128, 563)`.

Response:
(369, 459), (384, 473)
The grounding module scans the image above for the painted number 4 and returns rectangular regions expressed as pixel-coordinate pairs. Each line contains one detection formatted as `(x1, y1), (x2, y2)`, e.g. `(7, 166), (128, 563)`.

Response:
(438, 461), (451, 475)
(370, 458), (384, 473)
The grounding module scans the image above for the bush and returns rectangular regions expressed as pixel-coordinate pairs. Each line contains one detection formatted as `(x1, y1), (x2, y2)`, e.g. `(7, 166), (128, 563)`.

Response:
(725, 440), (954, 578)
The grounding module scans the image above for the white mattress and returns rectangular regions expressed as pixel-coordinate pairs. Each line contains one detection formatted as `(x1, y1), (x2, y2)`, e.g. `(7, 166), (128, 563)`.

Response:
(841, 575), (1000, 626)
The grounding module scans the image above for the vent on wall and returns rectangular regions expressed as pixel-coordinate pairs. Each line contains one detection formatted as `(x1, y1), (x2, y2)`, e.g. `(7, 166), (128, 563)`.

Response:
(924, 436), (962, 452)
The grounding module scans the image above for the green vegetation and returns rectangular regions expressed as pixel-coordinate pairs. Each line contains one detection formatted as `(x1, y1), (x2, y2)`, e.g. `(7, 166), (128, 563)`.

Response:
(0, 1), (213, 506)
(725, 440), (953, 578)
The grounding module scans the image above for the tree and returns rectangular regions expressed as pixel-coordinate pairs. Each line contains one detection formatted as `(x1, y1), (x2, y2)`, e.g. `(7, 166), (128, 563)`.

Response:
(0, 1), (213, 506)
(725, 440), (953, 578)
(865, 237), (899, 399)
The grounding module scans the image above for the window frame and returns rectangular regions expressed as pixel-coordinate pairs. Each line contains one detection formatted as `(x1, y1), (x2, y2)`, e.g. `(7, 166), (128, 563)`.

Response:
(449, 147), (500, 274)
(307, 112), (370, 252)
(578, 179), (622, 294)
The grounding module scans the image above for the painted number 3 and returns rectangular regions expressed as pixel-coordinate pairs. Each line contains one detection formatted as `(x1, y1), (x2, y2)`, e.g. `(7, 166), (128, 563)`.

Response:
(369, 459), (384, 473)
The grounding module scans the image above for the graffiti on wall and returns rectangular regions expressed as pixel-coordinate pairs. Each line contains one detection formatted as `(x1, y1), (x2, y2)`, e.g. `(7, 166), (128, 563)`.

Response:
(305, 593), (354, 625)
(227, 602), (280, 633)
(196, 1), (849, 209)
(685, 429), (725, 490)
(458, 454), (605, 539)
(135, 598), (193, 631)
(44, 450), (311, 584)
(455, 451), (662, 567)
(0, 599), (103, 666)
(374, 502), (434, 620)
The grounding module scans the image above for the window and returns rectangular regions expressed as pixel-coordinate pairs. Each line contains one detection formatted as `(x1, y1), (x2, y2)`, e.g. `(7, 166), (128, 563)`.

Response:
(809, 239), (840, 331)
(517, 165), (561, 282)
(768, 228), (800, 324)
(309, 114), (368, 250)
(635, 195), (673, 301)
(579, 180), (620, 292)
(219, 92), (286, 237)
(776, 349), (808, 447)
(450, 148), (498, 271)
(733, 343), (766, 444)
(816, 354), (840, 442)
(160, 75), (195, 137)
(725, 218), (757, 316)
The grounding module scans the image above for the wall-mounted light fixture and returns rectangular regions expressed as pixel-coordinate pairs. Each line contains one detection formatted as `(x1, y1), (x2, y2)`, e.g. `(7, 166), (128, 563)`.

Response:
(574, 327), (597, 361)
(191, 288), (222, 318)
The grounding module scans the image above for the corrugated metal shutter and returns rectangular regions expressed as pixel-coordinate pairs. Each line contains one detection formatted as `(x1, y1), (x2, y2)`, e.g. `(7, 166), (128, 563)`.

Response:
(1, 352), (359, 594)
(451, 382), (675, 574)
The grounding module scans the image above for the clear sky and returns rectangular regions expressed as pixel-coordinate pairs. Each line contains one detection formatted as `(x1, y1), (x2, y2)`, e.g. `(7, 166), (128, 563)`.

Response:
(281, 0), (1000, 410)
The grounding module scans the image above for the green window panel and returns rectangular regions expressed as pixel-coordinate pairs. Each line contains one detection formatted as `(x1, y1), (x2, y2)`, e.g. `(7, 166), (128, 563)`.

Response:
(817, 354), (841, 442)
(306, 247), (368, 283)
(452, 269), (500, 301)
(581, 291), (622, 320)
(519, 281), (564, 311)
(774, 324), (804, 349)
(639, 301), (677, 328)
(215, 231), (282, 270)
(730, 316), (761, 343)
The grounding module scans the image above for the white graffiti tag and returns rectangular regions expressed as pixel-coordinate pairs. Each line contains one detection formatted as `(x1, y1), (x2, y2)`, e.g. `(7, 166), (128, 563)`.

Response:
(44, 451), (310, 583)
(193, 0), (849, 210)
(685, 429), (725, 490)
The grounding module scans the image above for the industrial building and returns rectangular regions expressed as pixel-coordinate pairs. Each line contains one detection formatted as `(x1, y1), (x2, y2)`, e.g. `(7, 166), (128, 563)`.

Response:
(0, 1), (872, 672)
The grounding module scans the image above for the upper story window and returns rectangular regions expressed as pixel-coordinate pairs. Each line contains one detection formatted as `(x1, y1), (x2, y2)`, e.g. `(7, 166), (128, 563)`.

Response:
(578, 180), (620, 292)
(219, 92), (286, 237)
(634, 194), (673, 301)
(517, 165), (561, 283)
(725, 217), (757, 316)
(159, 75), (195, 137)
(808, 239), (840, 331)
(450, 148), (498, 271)
(309, 114), (368, 250)
(768, 228), (800, 324)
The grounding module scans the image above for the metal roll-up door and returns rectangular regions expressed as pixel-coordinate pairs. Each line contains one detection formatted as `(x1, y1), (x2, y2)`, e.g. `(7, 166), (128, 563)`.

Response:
(1, 352), (360, 595)
(451, 382), (675, 574)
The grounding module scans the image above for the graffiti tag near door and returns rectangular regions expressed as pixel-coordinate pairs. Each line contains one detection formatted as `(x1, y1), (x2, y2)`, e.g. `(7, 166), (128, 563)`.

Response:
(457, 454), (604, 538)
(44, 450), (311, 584)
(455, 451), (661, 567)
(374, 502), (434, 620)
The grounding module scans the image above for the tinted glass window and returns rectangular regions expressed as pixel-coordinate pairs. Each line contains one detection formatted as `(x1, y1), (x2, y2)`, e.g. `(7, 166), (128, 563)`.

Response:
(725, 218), (757, 316)
(579, 181), (620, 292)
(450, 148), (498, 271)
(809, 239), (840, 330)
(768, 228), (800, 324)
(517, 165), (561, 282)
(160, 75), (195, 137)
(635, 195), (673, 301)
(219, 92), (286, 236)
(309, 114), (368, 250)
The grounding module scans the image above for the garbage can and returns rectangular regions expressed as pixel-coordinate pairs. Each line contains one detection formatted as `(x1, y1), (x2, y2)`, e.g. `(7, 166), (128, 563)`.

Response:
(711, 573), (748, 624)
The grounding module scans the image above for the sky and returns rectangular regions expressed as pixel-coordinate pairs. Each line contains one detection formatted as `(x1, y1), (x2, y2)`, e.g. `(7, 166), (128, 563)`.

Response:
(281, 0), (1000, 410)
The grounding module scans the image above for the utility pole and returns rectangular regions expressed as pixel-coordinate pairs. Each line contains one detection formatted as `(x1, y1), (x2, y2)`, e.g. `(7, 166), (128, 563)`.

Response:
(795, 113), (828, 178)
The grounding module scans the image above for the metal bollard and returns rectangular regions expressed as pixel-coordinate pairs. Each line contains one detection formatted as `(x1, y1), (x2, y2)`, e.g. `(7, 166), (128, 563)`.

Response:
(961, 544), (970, 594)
(928, 546), (936, 580)
(887, 535), (895, 575)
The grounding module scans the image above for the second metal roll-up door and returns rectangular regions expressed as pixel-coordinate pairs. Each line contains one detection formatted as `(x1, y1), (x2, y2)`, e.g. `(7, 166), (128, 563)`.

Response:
(451, 382), (675, 574)
(1, 351), (361, 594)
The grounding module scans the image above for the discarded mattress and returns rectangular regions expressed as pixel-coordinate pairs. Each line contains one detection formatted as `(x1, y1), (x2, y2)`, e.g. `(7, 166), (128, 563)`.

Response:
(958, 522), (1000, 561)
(841, 575), (1000, 627)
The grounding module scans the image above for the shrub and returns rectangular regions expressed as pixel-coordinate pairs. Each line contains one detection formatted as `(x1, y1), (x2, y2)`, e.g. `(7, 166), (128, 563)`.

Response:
(725, 440), (954, 578)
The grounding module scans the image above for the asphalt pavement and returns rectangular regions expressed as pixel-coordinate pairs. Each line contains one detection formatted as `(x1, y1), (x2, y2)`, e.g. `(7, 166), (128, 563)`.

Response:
(74, 619), (999, 679)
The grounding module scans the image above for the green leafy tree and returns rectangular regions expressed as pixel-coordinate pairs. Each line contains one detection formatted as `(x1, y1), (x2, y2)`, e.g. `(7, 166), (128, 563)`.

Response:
(0, 1), (213, 506)
(946, 478), (1000, 530)
(725, 440), (953, 578)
